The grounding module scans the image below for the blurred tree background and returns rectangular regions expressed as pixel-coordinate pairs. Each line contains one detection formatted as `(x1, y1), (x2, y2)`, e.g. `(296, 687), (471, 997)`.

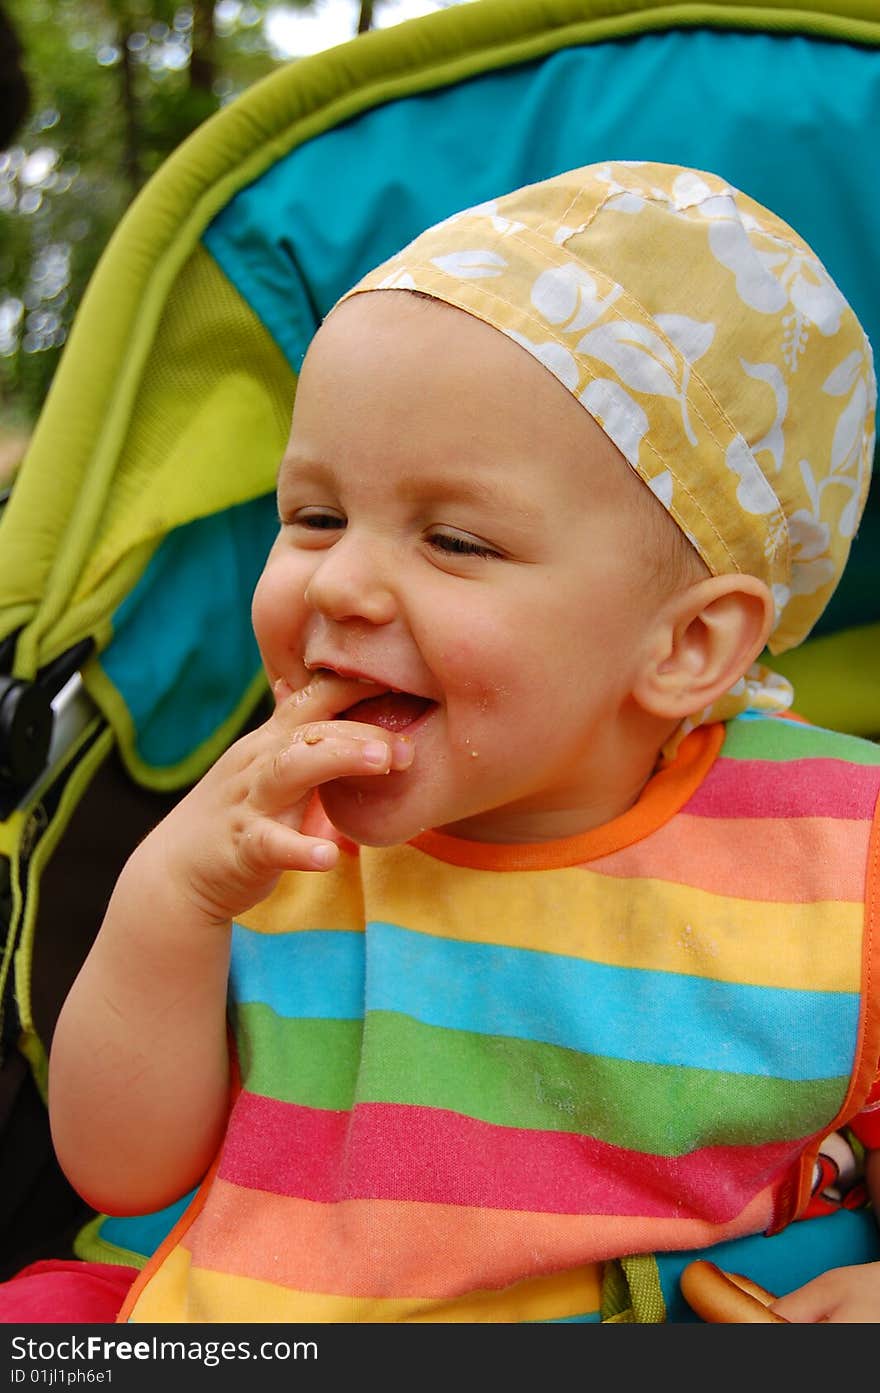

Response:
(0, 0), (446, 484)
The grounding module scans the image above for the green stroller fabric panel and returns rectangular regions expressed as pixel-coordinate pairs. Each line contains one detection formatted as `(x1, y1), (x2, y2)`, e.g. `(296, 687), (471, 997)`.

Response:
(7, 245), (294, 678)
(71, 248), (292, 627)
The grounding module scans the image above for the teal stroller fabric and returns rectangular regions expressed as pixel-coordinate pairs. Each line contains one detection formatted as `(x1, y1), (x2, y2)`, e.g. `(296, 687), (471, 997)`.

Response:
(0, 0), (878, 1307)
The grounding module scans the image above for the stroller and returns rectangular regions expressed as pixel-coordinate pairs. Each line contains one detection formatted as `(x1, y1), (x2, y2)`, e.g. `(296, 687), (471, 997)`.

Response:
(1, 0), (879, 1318)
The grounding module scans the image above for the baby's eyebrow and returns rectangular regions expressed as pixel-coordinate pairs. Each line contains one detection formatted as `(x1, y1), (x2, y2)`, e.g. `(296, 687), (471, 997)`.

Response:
(277, 453), (332, 485)
(398, 472), (544, 523)
(275, 456), (336, 509)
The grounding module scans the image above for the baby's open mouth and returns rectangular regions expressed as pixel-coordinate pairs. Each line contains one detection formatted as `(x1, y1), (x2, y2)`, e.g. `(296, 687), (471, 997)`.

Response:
(338, 691), (437, 733)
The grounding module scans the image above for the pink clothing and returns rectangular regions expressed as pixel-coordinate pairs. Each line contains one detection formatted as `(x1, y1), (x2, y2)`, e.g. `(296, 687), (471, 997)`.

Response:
(0, 1259), (137, 1323)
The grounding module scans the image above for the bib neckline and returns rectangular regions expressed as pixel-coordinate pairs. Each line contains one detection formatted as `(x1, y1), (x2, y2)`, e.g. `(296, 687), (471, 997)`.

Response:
(410, 723), (724, 871)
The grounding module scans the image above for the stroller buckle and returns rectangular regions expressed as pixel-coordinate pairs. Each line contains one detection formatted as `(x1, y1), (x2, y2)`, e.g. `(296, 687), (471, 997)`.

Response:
(0, 677), (53, 794)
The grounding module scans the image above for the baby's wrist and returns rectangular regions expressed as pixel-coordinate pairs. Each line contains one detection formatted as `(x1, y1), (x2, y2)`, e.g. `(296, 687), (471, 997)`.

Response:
(127, 824), (234, 936)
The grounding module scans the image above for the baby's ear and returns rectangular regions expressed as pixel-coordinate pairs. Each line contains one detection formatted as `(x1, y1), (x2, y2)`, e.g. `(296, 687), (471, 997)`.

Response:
(633, 575), (774, 721)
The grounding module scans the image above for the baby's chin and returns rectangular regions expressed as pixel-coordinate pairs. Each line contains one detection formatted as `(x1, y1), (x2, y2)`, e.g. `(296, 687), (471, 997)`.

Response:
(317, 780), (426, 851)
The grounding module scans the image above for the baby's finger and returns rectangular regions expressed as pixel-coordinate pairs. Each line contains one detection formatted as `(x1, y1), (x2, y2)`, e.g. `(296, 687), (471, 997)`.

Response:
(240, 817), (340, 874)
(769, 1276), (836, 1323)
(293, 718), (416, 761)
(272, 671), (374, 731)
(272, 676), (295, 707)
(252, 729), (413, 813)
(769, 1268), (861, 1323)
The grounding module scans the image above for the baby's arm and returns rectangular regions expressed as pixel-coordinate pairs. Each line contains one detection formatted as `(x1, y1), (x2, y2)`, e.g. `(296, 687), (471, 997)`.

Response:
(48, 673), (413, 1217)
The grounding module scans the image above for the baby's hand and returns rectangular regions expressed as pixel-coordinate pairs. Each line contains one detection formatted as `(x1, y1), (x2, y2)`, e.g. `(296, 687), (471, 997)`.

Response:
(769, 1260), (880, 1322)
(142, 672), (414, 925)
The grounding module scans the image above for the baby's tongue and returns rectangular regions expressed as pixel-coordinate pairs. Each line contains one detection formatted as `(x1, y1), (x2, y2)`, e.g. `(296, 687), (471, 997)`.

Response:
(341, 692), (433, 732)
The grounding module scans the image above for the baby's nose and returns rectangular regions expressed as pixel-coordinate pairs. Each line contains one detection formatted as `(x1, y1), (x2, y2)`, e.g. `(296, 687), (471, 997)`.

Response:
(304, 534), (397, 626)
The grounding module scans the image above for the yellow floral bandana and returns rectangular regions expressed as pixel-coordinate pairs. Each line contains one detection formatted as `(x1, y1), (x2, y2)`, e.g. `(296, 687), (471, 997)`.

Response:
(337, 161), (876, 736)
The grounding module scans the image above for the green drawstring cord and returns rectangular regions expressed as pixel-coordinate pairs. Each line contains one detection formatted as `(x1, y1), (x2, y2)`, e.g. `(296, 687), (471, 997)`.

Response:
(601, 1255), (667, 1323)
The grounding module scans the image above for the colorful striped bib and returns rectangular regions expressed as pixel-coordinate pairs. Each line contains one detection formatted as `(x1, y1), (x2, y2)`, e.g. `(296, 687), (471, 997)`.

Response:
(124, 715), (880, 1322)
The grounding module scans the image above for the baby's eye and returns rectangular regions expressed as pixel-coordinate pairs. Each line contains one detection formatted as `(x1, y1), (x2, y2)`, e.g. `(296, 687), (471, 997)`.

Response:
(286, 507), (346, 533)
(426, 529), (503, 560)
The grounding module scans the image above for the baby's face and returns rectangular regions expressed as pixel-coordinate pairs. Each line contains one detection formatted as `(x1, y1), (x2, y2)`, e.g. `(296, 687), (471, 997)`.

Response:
(252, 292), (666, 846)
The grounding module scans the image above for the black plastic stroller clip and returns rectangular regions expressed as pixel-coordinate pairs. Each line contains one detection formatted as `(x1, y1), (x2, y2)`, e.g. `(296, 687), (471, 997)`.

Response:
(0, 638), (95, 804)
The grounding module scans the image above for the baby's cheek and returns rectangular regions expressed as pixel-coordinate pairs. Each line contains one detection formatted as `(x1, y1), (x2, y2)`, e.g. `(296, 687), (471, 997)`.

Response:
(251, 575), (283, 660)
(436, 638), (517, 713)
(251, 563), (307, 676)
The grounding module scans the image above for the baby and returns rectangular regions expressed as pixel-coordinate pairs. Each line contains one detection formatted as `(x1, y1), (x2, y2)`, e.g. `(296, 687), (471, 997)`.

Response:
(33, 162), (880, 1321)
